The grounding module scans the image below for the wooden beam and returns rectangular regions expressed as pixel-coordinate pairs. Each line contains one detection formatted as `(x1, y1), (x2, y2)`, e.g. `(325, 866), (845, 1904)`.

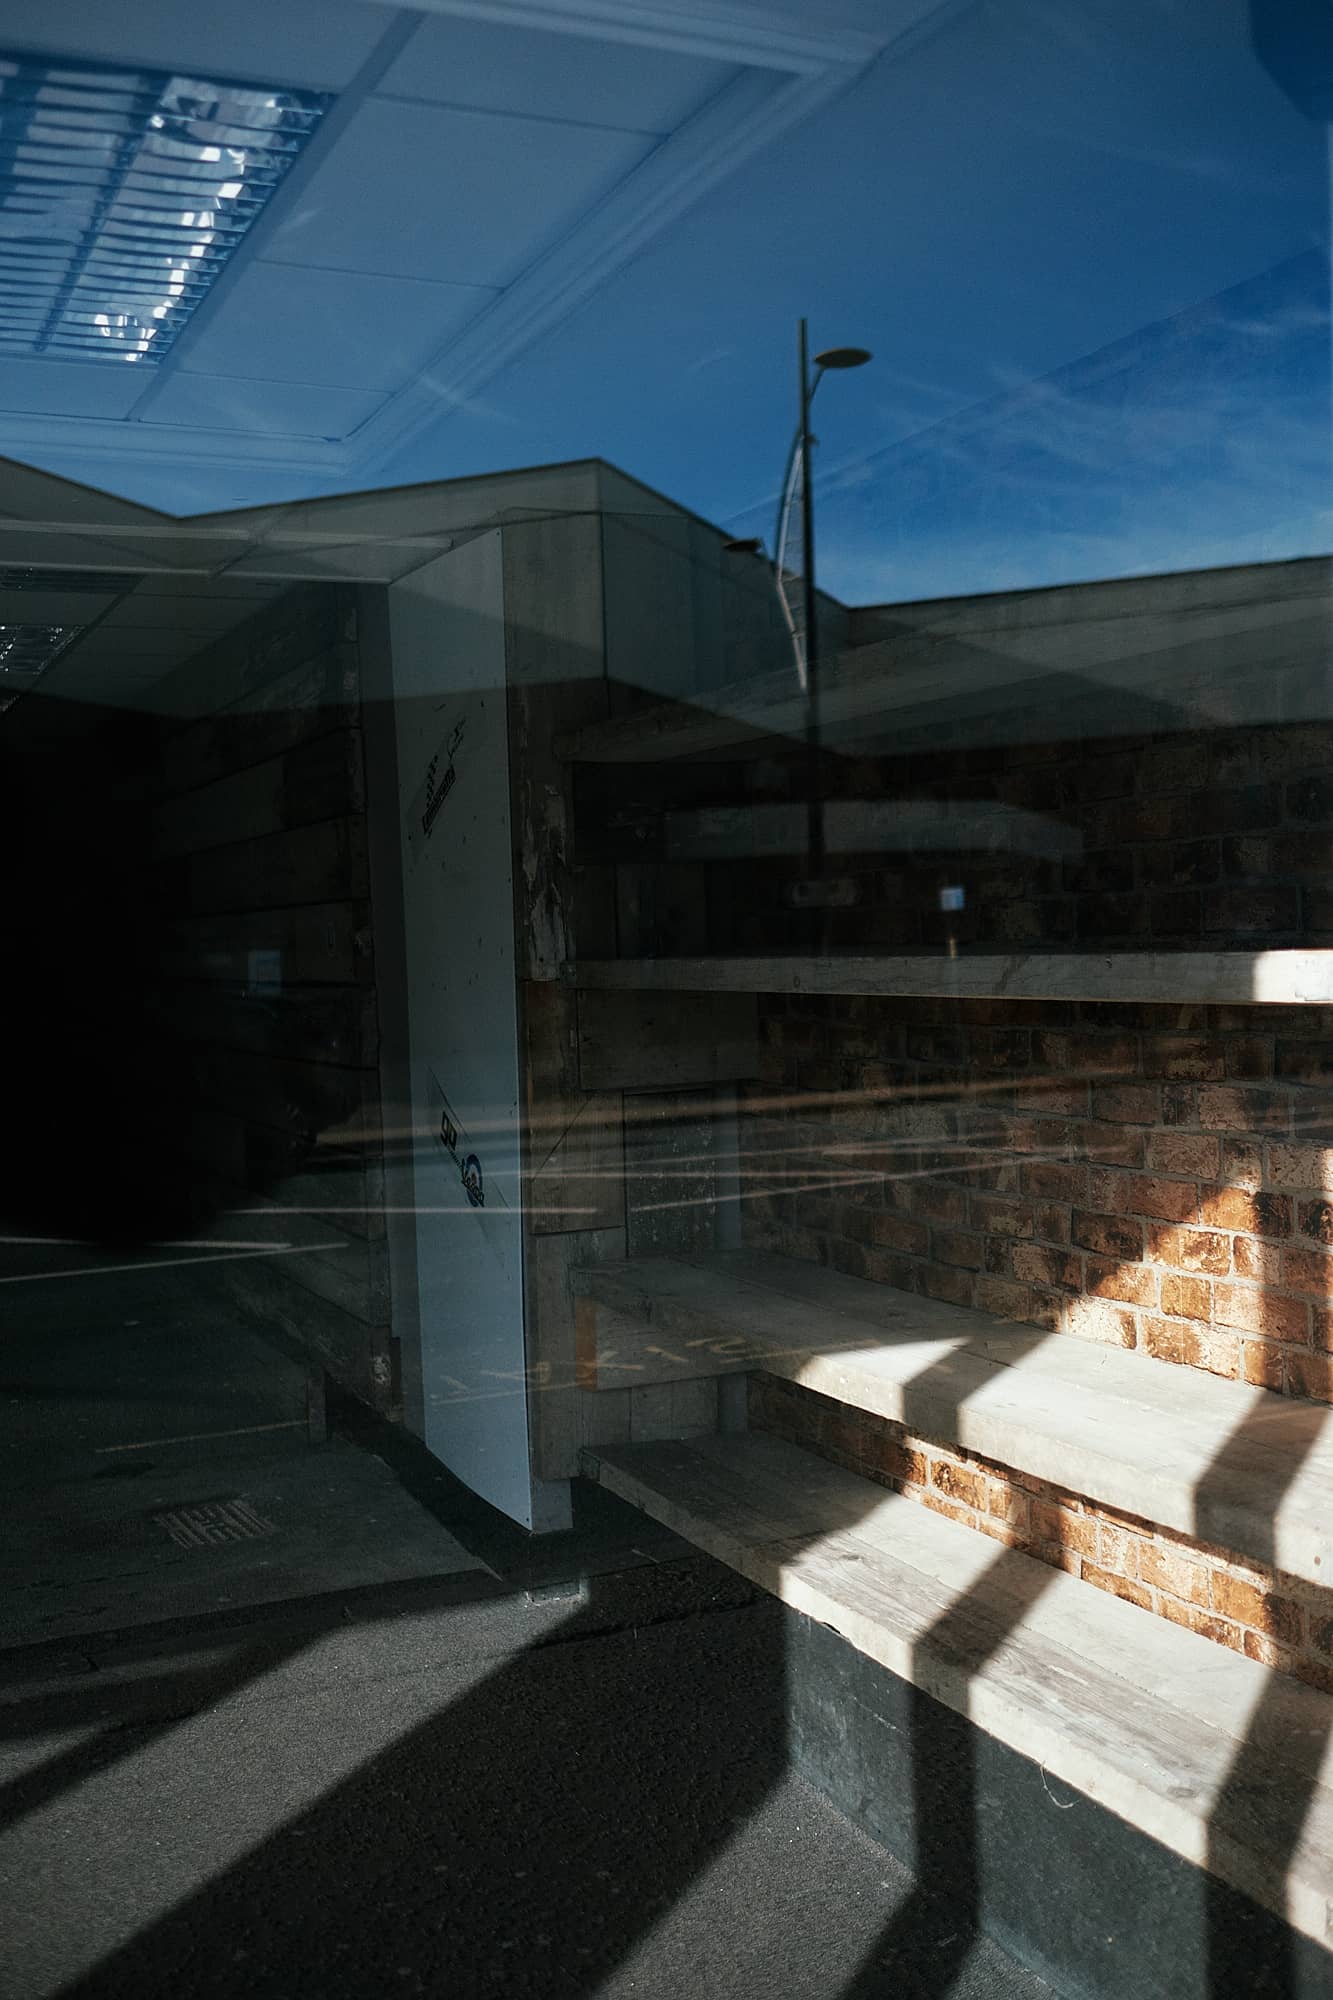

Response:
(565, 949), (1333, 1007)
(573, 1248), (1333, 1587)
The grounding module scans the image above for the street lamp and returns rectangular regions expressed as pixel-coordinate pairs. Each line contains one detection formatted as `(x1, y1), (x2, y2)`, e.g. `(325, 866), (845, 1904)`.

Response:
(722, 327), (871, 937)
(787, 321), (871, 918)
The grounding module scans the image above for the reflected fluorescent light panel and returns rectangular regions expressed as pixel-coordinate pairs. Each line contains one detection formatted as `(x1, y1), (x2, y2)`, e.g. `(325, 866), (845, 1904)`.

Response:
(0, 623), (77, 712)
(0, 569), (144, 713)
(0, 52), (331, 364)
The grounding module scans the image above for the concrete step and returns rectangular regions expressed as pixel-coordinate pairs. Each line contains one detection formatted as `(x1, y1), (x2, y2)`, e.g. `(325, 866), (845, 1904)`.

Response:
(573, 1248), (1333, 1585)
(581, 1429), (1333, 1974)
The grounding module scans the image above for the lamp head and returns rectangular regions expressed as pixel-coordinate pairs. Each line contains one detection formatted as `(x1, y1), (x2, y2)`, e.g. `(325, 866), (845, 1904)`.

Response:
(813, 346), (872, 370)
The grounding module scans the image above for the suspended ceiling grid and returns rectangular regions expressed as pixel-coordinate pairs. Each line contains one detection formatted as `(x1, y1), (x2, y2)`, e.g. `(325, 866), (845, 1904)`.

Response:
(0, 0), (930, 492)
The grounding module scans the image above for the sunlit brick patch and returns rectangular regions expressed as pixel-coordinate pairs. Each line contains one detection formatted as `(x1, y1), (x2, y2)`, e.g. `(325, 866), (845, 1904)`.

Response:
(742, 995), (1333, 1402)
(736, 991), (1333, 1679)
(749, 1372), (1333, 1690)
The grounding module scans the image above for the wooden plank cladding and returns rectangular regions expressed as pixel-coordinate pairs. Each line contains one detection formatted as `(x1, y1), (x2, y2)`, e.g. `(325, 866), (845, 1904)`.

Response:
(141, 580), (394, 1409)
(576, 988), (758, 1093)
(150, 728), (365, 858)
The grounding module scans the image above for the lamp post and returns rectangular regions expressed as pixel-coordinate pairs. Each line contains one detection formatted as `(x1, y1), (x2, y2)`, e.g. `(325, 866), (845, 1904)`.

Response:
(787, 324), (871, 943)
(724, 326), (871, 939)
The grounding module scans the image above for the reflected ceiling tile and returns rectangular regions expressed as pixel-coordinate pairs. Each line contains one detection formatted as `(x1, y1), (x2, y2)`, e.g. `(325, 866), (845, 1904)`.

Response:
(264, 98), (652, 287)
(0, 0), (392, 89)
(0, 361), (148, 419)
(142, 372), (385, 439)
(378, 16), (737, 133)
(178, 262), (497, 391)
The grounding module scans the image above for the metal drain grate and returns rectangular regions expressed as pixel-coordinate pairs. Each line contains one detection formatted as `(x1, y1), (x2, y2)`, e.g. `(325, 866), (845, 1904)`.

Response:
(151, 1498), (276, 1550)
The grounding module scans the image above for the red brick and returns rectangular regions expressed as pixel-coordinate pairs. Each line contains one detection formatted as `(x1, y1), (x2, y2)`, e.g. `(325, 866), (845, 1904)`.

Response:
(1147, 1131), (1221, 1179)
(861, 1249), (925, 1291)
(1032, 1202), (1071, 1245)
(972, 1276), (1032, 1323)
(1143, 1036), (1226, 1081)
(931, 1227), (983, 1270)
(1082, 1564), (1153, 1611)
(1242, 1629), (1297, 1673)
(879, 1438), (931, 1488)
(1072, 1209), (1143, 1259)
(1010, 1243), (1081, 1290)
(1029, 1500), (1097, 1557)
(1233, 1238), (1283, 1283)
(921, 1263), (976, 1307)
(1090, 1084), (1159, 1125)
(1009, 1079), (1091, 1118)
(1160, 1273), (1212, 1320)
(869, 1211), (931, 1256)
(1146, 1227), (1231, 1274)
(1082, 1121), (1150, 1167)
(1212, 1284), (1309, 1343)
(1284, 1247), (1333, 1299)
(1198, 1328), (1242, 1380)
(1299, 1200), (1333, 1244)
(1020, 1160), (1088, 1202)
(1197, 1085), (1264, 1132)
(1220, 1137), (1264, 1190)
(1085, 1259), (1156, 1306)
(1142, 1317), (1206, 1366)
(1198, 1187), (1292, 1238)
(908, 1181), (969, 1226)
(969, 1193), (1036, 1237)
(1295, 1659), (1333, 1696)
(1036, 1031), (1139, 1074)
(931, 1458), (987, 1510)
(1241, 1340), (1286, 1390)
(1127, 1175), (1199, 1222)
(1204, 884), (1300, 934)
(1157, 1599), (1243, 1650)
(1063, 1295), (1139, 1346)
(1162, 1082), (1198, 1126)
(1267, 1145), (1333, 1189)
(1210, 1573), (1304, 1647)
(1226, 1038), (1274, 1080)
(1286, 1351), (1333, 1402)
(1136, 1543), (1211, 1605)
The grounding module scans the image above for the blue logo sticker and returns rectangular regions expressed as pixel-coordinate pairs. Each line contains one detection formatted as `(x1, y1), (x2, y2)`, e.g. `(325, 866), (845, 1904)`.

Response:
(461, 1153), (485, 1208)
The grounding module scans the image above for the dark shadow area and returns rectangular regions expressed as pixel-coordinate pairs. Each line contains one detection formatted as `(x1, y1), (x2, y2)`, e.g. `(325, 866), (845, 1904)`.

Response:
(836, 1556), (1056, 2000)
(12, 1561), (794, 2000)
(0, 701), (207, 1244)
(1196, 1396), (1333, 1998)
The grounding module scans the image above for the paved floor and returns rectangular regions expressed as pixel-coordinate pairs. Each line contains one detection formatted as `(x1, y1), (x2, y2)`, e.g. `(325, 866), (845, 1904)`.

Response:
(0, 1244), (1053, 1999)
(0, 1558), (1053, 2000)
(0, 1253), (488, 1649)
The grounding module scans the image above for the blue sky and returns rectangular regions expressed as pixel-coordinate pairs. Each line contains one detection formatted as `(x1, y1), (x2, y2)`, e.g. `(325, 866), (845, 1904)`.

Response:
(367, 0), (1332, 605)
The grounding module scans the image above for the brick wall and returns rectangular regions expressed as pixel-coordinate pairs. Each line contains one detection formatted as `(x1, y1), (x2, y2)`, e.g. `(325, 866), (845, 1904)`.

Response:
(751, 1373), (1333, 1693)
(620, 717), (1333, 958)
(740, 990), (1333, 1681)
(742, 995), (1333, 1400)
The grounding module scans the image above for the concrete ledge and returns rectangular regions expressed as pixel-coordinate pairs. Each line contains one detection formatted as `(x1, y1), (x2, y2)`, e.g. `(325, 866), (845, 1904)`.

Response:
(573, 1249), (1333, 1586)
(564, 949), (1333, 1006)
(786, 1605), (1333, 2000)
(582, 1430), (1333, 1967)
